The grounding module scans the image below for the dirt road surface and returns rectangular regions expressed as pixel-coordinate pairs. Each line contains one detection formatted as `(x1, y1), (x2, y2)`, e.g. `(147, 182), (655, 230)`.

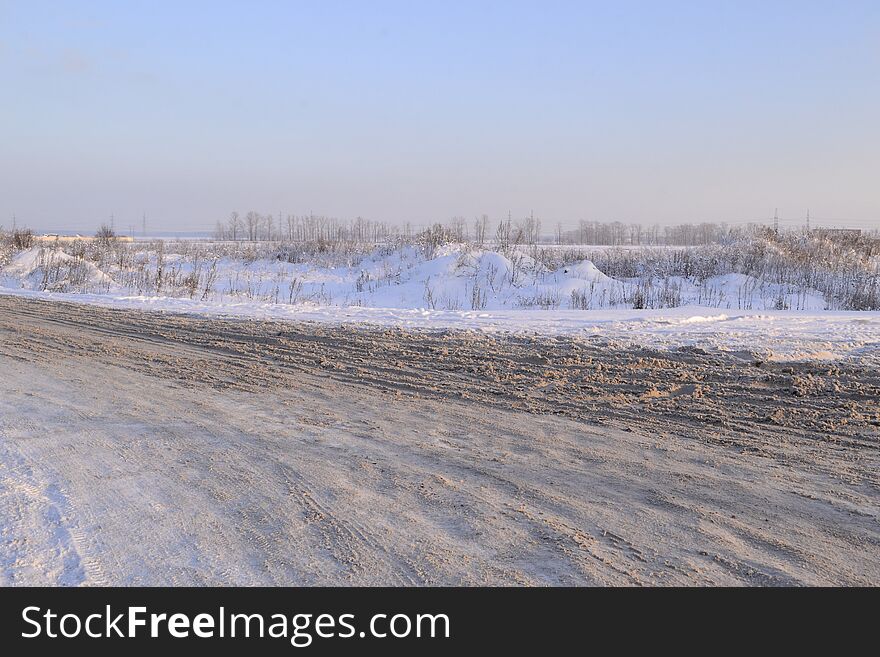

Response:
(1, 295), (877, 585)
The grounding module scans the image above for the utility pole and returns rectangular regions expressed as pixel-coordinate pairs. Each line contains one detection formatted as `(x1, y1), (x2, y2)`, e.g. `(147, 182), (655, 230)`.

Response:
(773, 208), (779, 235)
(142, 212), (147, 237)
(110, 213), (115, 232)
(806, 209), (811, 232)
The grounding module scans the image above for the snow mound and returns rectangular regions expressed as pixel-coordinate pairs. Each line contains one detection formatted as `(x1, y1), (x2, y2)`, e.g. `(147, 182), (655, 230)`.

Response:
(1, 247), (114, 291)
(557, 260), (613, 283)
(3, 247), (45, 277)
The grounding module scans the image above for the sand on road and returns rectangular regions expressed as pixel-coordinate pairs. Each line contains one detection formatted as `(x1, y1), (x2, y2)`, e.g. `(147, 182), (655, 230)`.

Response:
(0, 295), (877, 585)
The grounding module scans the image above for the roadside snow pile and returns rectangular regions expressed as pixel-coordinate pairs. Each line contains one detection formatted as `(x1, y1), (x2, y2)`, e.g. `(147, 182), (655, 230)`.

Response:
(1, 247), (114, 293)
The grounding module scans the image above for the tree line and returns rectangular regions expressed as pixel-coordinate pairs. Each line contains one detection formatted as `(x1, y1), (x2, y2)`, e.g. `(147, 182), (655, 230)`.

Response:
(212, 211), (776, 247)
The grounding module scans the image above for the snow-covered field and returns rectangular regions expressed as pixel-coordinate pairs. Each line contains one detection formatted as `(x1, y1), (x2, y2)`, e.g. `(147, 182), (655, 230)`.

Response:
(0, 242), (836, 311)
(1, 239), (878, 364)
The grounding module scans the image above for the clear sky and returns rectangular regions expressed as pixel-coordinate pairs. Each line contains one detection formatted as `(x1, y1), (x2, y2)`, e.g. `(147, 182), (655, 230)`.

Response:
(1, 0), (878, 232)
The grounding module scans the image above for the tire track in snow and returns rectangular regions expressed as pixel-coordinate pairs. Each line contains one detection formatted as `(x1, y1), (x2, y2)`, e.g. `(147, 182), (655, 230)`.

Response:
(0, 295), (878, 585)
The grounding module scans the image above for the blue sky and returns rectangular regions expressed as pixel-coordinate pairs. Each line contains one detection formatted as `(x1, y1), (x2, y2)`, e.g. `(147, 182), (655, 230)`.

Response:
(1, 0), (878, 231)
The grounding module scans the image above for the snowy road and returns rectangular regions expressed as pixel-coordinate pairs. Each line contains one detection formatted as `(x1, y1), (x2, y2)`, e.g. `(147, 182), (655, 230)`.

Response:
(0, 296), (878, 585)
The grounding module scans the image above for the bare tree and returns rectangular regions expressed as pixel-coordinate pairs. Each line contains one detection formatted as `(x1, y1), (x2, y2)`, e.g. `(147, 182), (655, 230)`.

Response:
(473, 214), (489, 246)
(95, 223), (116, 247)
(245, 211), (260, 241)
(227, 211), (242, 241)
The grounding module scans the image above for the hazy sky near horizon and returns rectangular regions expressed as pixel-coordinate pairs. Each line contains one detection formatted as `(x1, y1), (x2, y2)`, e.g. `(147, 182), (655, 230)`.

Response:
(1, 0), (878, 232)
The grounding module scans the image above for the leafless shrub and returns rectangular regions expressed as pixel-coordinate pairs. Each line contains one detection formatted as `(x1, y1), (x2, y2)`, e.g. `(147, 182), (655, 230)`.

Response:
(423, 278), (436, 310)
(517, 289), (560, 310)
(12, 228), (34, 250)
(287, 278), (304, 304)
(470, 282), (487, 310)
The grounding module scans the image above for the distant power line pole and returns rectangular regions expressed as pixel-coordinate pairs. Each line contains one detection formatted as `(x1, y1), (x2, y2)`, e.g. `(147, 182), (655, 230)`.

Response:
(773, 208), (779, 234)
(142, 213), (147, 237)
(806, 209), (811, 232)
(110, 213), (115, 232)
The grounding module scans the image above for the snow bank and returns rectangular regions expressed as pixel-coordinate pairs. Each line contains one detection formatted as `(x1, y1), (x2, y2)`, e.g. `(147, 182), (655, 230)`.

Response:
(1, 285), (877, 365)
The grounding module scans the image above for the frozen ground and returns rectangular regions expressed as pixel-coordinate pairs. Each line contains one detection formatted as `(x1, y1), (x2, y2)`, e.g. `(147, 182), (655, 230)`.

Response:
(1, 296), (878, 585)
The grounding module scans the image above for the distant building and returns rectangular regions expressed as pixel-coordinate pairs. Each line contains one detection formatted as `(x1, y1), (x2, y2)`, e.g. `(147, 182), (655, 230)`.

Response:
(35, 233), (134, 243)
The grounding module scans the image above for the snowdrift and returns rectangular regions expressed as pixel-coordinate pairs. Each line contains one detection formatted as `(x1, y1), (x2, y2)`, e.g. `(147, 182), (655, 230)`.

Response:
(3, 247), (114, 292)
